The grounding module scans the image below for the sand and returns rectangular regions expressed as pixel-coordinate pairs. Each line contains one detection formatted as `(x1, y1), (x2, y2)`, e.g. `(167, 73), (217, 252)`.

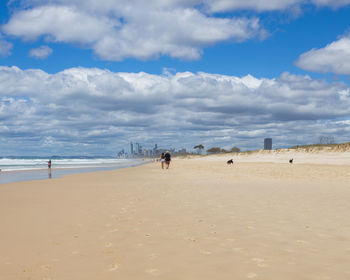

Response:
(1, 154), (350, 280)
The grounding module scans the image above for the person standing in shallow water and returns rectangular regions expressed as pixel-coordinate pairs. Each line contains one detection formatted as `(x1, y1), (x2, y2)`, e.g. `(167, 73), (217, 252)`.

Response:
(164, 151), (171, 169)
(48, 160), (52, 169)
(160, 152), (165, 169)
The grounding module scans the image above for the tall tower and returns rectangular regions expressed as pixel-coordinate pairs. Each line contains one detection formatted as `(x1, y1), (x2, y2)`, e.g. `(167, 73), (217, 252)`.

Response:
(130, 142), (134, 154)
(264, 138), (272, 150)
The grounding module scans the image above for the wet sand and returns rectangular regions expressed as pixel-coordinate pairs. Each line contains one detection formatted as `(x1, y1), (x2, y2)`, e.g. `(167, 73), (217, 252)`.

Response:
(1, 156), (350, 279)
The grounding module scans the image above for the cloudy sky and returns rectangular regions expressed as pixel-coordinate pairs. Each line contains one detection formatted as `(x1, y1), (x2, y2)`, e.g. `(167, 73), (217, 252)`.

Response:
(1, 0), (350, 156)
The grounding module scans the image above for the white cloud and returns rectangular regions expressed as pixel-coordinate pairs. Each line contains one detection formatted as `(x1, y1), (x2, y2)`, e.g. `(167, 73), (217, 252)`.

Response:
(1, 66), (349, 154)
(29, 45), (53, 59)
(2, 1), (265, 61)
(311, 0), (350, 8)
(0, 34), (13, 56)
(204, 0), (304, 12)
(3, 1), (350, 62)
(2, 5), (118, 43)
(203, 0), (350, 12)
(295, 36), (350, 75)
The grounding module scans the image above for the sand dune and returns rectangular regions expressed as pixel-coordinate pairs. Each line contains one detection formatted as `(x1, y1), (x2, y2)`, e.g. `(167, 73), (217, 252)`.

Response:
(197, 147), (350, 165)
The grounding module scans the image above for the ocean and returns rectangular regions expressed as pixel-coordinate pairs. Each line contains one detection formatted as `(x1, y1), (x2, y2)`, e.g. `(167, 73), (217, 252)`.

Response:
(0, 157), (143, 185)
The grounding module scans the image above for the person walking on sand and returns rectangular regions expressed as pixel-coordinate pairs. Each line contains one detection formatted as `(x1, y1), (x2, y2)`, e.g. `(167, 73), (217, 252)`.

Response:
(160, 152), (165, 169)
(164, 151), (171, 169)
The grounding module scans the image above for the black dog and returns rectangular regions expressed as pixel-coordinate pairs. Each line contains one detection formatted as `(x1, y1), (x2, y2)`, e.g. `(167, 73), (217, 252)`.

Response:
(289, 159), (293, 164)
(227, 159), (233, 165)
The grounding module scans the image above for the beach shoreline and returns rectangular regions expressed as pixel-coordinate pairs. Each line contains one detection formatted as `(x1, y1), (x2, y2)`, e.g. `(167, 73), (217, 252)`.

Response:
(1, 155), (350, 279)
(0, 159), (150, 185)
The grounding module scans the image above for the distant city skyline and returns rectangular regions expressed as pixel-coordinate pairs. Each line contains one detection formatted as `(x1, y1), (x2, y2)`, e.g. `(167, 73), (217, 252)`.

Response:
(1, 1), (350, 156)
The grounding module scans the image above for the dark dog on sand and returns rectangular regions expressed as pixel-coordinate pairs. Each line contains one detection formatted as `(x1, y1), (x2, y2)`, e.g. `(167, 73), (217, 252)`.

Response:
(227, 159), (233, 165)
(289, 158), (293, 164)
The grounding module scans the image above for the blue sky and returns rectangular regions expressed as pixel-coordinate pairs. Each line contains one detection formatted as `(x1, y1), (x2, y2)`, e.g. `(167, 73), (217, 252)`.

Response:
(1, 0), (350, 156)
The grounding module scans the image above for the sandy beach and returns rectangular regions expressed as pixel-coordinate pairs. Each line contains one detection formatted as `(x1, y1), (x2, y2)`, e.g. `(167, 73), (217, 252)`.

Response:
(1, 152), (350, 280)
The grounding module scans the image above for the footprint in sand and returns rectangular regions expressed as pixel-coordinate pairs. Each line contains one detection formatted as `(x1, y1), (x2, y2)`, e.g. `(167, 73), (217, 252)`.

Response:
(109, 228), (119, 233)
(252, 258), (267, 268)
(247, 272), (258, 278)
(41, 264), (51, 270)
(226, 238), (236, 242)
(111, 215), (120, 220)
(72, 251), (85, 256)
(284, 248), (295, 253)
(149, 253), (158, 260)
(317, 233), (331, 238)
(105, 242), (113, 248)
(109, 263), (120, 271)
(135, 243), (144, 248)
(200, 250), (212, 255)
(146, 268), (160, 275)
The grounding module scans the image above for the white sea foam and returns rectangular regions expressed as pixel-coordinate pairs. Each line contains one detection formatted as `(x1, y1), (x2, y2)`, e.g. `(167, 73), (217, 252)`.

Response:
(0, 158), (134, 172)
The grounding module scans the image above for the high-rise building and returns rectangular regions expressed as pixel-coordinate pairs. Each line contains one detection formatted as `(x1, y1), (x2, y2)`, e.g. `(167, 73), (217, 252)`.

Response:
(130, 142), (134, 154)
(135, 143), (140, 154)
(264, 138), (272, 150)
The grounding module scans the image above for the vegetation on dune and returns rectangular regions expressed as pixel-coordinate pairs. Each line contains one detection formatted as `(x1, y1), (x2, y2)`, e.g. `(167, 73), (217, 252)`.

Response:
(290, 142), (350, 151)
(206, 146), (241, 154)
(205, 141), (350, 156)
(194, 144), (204, 154)
(178, 140), (350, 158)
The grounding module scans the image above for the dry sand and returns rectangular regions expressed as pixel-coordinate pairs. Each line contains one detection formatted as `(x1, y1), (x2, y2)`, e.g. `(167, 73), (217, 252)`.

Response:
(1, 154), (350, 280)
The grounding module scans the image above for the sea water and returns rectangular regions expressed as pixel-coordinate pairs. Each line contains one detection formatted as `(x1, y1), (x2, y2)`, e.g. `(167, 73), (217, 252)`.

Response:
(0, 157), (143, 184)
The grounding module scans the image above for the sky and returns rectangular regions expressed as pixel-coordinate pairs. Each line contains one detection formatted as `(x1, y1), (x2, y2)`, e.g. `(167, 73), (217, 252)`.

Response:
(1, 0), (350, 156)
